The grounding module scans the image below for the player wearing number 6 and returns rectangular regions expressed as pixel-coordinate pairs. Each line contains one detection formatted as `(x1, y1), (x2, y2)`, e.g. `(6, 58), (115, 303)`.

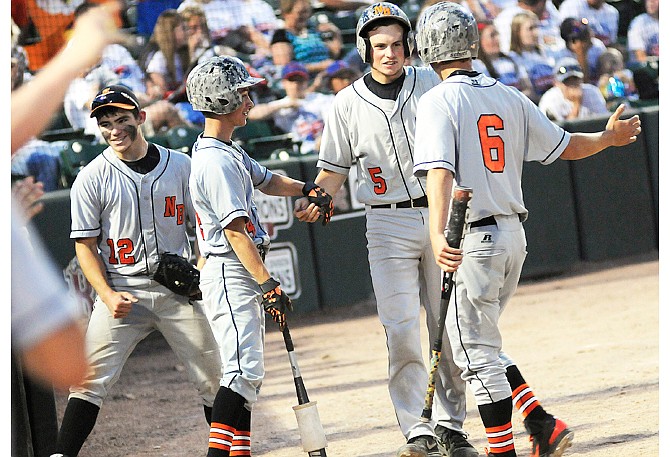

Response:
(295, 3), (477, 457)
(413, 3), (641, 457)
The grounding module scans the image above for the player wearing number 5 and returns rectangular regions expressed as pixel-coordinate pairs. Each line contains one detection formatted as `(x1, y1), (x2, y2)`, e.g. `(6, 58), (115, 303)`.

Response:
(52, 85), (222, 457)
(413, 3), (641, 457)
(294, 3), (477, 457)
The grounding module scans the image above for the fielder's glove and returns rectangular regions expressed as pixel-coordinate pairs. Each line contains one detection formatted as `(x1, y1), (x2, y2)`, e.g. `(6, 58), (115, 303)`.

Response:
(302, 181), (333, 226)
(259, 277), (293, 326)
(153, 253), (201, 298)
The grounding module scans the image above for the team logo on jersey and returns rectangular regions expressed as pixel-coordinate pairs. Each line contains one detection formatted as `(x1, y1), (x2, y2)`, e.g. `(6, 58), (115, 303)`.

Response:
(164, 196), (185, 225)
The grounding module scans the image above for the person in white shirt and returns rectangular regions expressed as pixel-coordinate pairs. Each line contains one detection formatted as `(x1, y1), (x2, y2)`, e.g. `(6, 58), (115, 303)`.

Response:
(627, 0), (659, 65)
(558, 0), (619, 47)
(539, 57), (609, 121)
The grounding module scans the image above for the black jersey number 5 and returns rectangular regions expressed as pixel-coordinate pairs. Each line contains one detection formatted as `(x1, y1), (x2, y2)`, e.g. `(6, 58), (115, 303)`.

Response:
(478, 114), (505, 173)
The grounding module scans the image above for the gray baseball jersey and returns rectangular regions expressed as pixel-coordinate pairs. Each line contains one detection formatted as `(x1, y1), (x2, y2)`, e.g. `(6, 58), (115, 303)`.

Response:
(189, 136), (273, 258)
(70, 144), (195, 285)
(413, 72), (571, 221)
(318, 66), (441, 205)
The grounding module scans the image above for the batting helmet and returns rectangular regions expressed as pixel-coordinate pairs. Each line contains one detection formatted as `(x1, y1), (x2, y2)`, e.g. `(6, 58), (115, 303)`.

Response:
(355, 2), (415, 63)
(415, 2), (479, 65)
(186, 56), (264, 115)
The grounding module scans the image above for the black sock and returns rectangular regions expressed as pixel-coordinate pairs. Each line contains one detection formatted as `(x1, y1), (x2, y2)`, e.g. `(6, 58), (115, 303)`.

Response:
(478, 397), (516, 456)
(505, 365), (550, 430)
(207, 387), (247, 457)
(204, 405), (213, 425)
(55, 398), (100, 456)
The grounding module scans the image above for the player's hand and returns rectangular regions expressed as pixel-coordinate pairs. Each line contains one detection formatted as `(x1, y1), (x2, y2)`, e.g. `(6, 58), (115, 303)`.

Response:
(431, 236), (463, 273)
(293, 197), (322, 223)
(102, 290), (138, 319)
(302, 181), (334, 225)
(63, 1), (126, 71)
(259, 277), (293, 326)
(12, 176), (45, 221)
(605, 104), (642, 147)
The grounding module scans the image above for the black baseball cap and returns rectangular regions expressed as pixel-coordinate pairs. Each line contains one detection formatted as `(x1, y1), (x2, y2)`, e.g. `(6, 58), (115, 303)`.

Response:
(90, 84), (141, 118)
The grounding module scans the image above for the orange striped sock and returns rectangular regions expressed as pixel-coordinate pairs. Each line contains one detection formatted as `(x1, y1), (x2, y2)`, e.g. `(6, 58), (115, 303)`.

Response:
(485, 421), (515, 455)
(512, 383), (540, 419)
(230, 430), (251, 456)
(208, 422), (235, 455)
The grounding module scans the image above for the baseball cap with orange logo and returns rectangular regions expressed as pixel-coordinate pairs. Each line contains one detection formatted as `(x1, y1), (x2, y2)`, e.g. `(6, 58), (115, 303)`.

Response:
(90, 84), (141, 118)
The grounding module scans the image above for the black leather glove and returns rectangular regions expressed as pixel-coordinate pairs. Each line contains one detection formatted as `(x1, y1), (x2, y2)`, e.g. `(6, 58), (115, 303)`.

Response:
(302, 181), (334, 226)
(259, 277), (293, 325)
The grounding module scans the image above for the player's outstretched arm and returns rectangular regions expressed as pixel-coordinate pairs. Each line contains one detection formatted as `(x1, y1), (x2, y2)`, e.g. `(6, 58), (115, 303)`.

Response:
(560, 104), (642, 161)
(11, 2), (125, 153)
(294, 169), (346, 224)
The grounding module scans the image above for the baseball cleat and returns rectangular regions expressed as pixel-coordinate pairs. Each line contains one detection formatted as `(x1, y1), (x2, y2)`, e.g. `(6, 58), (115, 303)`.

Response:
(397, 435), (441, 457)
(435, 425), (479, 457)
(528, 416), (574, 457)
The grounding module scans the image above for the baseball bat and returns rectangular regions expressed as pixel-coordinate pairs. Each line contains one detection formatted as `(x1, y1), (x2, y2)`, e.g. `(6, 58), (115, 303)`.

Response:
(280, 323), (328, 456)
(421, 186), (473, 422)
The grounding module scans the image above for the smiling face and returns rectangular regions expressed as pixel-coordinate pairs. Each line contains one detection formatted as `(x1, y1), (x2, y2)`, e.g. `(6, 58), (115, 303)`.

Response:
(96, 109), (146, 157)
(229, 88), (255, 127)
(368, 22), (406, 84)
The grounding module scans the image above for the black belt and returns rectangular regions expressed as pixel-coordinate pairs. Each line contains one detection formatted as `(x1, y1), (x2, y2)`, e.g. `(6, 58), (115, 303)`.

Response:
(470, 215), (497, 228)
(470, 214), (525, 228)
(370, 196), (428, 209)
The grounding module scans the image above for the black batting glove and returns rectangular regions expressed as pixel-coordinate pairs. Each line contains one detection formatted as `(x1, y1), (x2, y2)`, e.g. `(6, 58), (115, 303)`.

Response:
(259, 277), (293, 326)
(302, 181), (334, 226)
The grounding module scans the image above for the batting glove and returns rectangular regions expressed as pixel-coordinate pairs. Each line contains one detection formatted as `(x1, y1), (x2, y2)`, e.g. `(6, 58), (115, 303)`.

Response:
(259, 277), (293, 326)
(302, 181), (333, 226)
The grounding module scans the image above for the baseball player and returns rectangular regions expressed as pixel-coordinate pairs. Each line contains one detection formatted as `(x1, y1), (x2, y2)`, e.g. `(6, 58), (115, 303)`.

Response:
(294, 3), (478, 457)
(412, 3), (641, 457)
(185, 56), (333, 457)
(51, 85), (222, 457)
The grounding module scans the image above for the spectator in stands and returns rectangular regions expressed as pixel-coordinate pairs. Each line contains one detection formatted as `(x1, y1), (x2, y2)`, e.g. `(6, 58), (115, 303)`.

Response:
(596, 47), (637, 109)
(180, 5), (217, 66)
(271, 0), (335, 75)
(627, 0), (658, 66)
(178, 0), (280, 56)
(508, 10), (557, 103)
(539, 57), (609, 121)
(249, 61), (334, 154)
(140, 9), (191, 101)
(554, 17), (606, 85)
(558, 0), (619, 47)
(494, 0), (564, 54)
(322, 60), (361, 94)
(472, 21), (533, 99)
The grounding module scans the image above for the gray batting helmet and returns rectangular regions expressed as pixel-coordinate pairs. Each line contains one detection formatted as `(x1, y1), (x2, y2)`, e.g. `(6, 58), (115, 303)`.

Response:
(415, 2), (479, 65)
(186, 56), (264, 115)
(355, 2), (414, 63)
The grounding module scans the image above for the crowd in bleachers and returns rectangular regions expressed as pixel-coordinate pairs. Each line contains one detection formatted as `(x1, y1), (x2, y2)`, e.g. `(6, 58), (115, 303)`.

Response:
(11, 0), (659, 191)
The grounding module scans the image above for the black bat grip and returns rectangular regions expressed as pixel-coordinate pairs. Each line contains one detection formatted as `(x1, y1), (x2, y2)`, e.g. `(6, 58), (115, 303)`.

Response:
(446, 186), (473, 249)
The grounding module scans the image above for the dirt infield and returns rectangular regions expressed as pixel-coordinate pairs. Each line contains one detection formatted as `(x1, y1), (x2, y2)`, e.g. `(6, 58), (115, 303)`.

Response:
(54, 253), (659, 457)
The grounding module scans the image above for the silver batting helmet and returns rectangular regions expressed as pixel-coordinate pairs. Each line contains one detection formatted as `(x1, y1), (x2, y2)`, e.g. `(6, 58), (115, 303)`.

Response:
(355, 2), (415, 63)
(186, 56), (264, 115)
(415, 1), (479, 65)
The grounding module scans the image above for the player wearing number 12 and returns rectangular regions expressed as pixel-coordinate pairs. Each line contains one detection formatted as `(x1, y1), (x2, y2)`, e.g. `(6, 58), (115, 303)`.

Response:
(52, 85), (222, 457)
(412, 3), (642, 457)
